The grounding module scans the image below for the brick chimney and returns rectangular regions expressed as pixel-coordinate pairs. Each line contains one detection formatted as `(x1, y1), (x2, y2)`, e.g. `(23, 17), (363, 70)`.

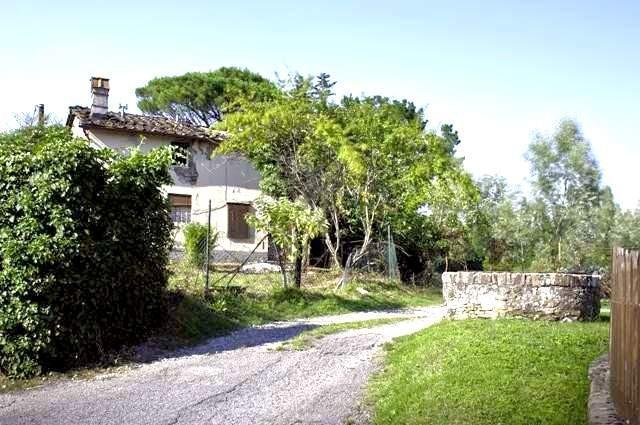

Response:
(90, 77), (109, 116)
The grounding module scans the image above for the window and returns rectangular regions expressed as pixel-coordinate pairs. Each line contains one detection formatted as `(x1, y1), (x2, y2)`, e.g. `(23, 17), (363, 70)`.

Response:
(169, 194), (192, 223)
(227, 203), (251, 239)
(170, 141), (190, 167)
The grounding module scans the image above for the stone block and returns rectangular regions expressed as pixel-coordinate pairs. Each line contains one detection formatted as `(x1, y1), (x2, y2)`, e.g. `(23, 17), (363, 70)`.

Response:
(441, 271), (601, 321)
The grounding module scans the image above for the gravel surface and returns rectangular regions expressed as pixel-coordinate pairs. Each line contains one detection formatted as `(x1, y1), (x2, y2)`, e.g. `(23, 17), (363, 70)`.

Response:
(0, 306), (443, 425)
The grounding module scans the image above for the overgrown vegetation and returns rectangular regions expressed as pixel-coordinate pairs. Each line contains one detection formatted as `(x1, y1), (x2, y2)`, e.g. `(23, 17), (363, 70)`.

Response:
(138, 67), (639, 280)
(368, 319), (609, 425)
(472, 121), (640, 274)
(164, 261), (442, 345)
(249, 197), (327, 287)
(183, 222), (217, 268)
(0, 126), (173, 378)
(216, 73), (477, 279)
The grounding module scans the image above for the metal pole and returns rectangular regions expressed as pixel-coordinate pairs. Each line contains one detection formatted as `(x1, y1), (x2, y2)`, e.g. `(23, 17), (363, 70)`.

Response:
(387, 224), (392, 280)
(205, 199), (211, 296)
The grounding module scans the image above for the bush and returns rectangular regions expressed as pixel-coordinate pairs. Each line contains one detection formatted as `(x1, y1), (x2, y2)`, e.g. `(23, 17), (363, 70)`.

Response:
(183, 223), (217, 267)
(0, 126), (173, 377)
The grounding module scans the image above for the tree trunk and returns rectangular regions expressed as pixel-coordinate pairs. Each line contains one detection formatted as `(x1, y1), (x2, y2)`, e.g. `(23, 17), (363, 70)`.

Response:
(294, 255), (303, 288)
(444, 253), (449, 273)
(324, 206), (342, 269)
(324, 232), (341, 269)
(277, 245), (288, 288)
(557, 238), (562, 272)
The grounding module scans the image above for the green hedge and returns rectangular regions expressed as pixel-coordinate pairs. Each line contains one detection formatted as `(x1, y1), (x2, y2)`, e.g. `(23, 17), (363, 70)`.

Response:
(0, 126), (173, 377)
(183, 223), (217, 267)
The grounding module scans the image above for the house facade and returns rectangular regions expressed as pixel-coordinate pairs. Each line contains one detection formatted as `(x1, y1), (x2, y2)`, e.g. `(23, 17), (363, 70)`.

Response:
(66, 77), (268, 262)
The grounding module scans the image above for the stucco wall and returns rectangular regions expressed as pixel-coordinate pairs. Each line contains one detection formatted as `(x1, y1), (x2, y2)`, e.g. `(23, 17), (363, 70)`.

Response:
(442, 271), (601, 321)
(72, 120), (267, 258)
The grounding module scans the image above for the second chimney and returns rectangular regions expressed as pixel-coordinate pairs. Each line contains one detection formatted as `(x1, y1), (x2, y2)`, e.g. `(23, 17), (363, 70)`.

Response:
(90, 77), (109, 116)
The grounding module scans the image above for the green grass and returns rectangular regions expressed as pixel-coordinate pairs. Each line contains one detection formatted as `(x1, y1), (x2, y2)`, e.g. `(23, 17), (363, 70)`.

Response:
(278, 317), (409, 351)
(600, 299), (610, 321)
(165, 260), (442, 345)
(367, 319), (609, 425)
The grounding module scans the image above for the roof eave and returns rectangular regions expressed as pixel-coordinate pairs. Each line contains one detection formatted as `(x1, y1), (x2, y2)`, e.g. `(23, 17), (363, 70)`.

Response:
(77, 121), (225, 145)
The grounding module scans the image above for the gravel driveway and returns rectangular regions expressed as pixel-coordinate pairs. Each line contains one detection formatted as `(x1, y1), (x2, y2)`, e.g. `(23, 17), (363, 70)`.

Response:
(0, 306), (443, 425)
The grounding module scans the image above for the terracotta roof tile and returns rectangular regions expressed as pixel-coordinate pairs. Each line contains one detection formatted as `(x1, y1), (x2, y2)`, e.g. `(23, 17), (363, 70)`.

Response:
(67, 106), (225, 144)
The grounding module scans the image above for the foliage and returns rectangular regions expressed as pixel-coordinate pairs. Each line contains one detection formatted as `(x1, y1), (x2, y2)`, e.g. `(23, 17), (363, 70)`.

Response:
(183, 222), (217, 268)
(248, 197), (327, 287)
(219, 75), (475, 278)
(335, 95), (432, 264)
(0, 126), (173, 378)
(368, 319), (609, 425)
(217, 84), (346, 267)
(613, 205), (640, 249)
(525, 120), (606, 271)
(167, 260), (442, 345)
(476, 120), (621, 274)
(136, 67), (281, 126)
(473, 176), (534, 271)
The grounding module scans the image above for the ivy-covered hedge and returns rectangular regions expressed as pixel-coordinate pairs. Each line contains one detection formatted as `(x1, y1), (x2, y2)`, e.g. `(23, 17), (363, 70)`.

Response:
(0, 126), (173, 377)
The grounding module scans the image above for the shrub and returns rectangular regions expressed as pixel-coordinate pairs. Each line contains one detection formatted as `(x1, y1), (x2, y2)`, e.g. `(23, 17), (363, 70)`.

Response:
(183, 222), (217, 268)
(0, 126), (173, 377)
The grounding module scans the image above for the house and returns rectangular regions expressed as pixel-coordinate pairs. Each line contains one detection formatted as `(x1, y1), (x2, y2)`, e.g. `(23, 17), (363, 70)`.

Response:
(66, 77), (269, 262)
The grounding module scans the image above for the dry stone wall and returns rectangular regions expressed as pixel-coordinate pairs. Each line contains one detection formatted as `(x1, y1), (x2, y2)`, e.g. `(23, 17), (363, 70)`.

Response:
(442, 272), (601, 320)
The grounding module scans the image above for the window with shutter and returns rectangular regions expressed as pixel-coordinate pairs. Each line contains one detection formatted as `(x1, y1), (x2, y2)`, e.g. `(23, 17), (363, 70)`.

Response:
(169, 194), (192, 223)
(227, 203), (251, 239)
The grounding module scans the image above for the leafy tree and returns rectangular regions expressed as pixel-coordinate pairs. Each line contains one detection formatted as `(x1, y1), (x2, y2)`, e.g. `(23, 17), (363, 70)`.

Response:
(335, 96), (433, 264)
(248, 197), (327, 287)
(136, 67), (280, 126)
(473, 176), (538, 271)
(525, 119), (604, 271)
(440, 123), (461, 154)
(219, 75), (474, 281)
(310, 72), (337, 106)
(336, 96), (476, 278)
(614, 205), (640, 249)
(217, 84), (346, 268)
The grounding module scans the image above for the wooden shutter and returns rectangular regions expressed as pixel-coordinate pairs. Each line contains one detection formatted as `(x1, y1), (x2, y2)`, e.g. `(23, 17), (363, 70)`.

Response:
(227, 203), (251, 239)
(169, 194), (192, 208)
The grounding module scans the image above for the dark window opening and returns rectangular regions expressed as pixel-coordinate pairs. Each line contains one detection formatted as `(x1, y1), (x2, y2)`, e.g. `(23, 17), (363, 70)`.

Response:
(169, 193), (192, 223)
(227, 203), (251, 239)
(171, 141), (190, 167)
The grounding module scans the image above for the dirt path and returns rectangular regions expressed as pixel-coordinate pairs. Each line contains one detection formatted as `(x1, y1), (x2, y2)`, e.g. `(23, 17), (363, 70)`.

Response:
(0, 306), (444, 425)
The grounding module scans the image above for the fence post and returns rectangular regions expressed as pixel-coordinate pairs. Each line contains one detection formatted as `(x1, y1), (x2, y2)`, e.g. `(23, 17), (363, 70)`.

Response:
(204, 199), (211, 297)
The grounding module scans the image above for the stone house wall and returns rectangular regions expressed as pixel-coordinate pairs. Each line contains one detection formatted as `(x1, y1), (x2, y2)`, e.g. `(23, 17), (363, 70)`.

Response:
(69, 120), (268, 260)
(442, 272), (601, 320)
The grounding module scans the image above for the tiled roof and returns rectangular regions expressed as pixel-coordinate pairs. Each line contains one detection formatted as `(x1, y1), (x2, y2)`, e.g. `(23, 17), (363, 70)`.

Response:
(67, 106), (225, 143)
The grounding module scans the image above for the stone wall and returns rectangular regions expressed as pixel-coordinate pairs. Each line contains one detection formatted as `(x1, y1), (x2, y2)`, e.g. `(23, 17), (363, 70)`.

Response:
(442, 272), (601, 320)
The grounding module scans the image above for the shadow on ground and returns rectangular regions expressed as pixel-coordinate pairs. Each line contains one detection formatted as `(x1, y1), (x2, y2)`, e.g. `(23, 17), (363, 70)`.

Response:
(134, 321), (320, 363)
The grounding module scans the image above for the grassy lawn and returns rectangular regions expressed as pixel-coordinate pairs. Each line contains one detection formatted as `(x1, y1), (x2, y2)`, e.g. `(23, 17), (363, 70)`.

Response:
(600, 299), (610, 321)
(277, 317), (409, 351)
(367, 319), (609, 425)
(164, 260), (442, 345)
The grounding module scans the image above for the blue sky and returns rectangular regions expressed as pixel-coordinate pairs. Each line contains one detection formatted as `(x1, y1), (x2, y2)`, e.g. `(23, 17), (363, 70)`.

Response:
(2, 0), (638, 209)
